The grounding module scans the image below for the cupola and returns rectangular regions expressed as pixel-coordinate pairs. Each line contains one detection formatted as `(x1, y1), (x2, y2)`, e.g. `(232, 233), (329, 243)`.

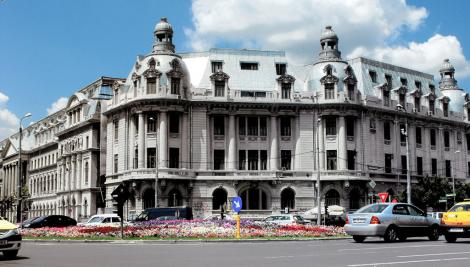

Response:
(152, 17), (175, 53)
(318, 26), (342, 62)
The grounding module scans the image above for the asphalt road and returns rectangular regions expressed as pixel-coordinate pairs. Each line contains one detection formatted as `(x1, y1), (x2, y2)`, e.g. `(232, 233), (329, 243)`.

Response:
(1, 238), (470, 267)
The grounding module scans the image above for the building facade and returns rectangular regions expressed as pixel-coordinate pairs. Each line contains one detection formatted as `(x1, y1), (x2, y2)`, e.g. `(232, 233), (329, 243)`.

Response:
(1, 18), (470, 221)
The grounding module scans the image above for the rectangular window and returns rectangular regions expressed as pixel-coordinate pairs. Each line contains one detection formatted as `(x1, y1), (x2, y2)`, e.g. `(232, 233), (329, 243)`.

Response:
(114, 154), (118, 173)
(385, 154), (393, 173)
(383, 90), (390, 107)
(260, 150), (267, 170)
(325, 83), (335, 99)
(248, 117), (258, 136)
(443, 103), (449, 117)
(400, 78), (408, 86)
(417, 157), (423, 175)
(281, 150), (292, 170)
(384, 121), (391, 141)
(414, 97), (420, 112)
(259, 117), (267, 136)
(86, 136), (89, 148)
(171, 78), (180, 95)
(444, 131), (450, 148)
(147, 78), (156, 94)
(147, 148), (156, 168)
(415, 127), (422, 146)
(213, 115), (225, 136)
(429, 100), (435, 114)
(401, 155), (407, 175)
(147, 113), (157, 133)
(169, 113), (180, 134)
(400, 124), (406, 144)
(325, 117), (336, 136)
(347, 84), (355, 100)
(280, 117), (291, 137)
(281, 83), (291, 99)
(276, 63), (286, 75)
(346, 118), (354, 138)
(213, 150), (225, 170)
(385, 74), (393, 89)
(169, 148), (179, 168)
(430, 129), (436, 147)
(415, 81), (422, 90)
(211, 61), (223, 73)
(238, 150), (246, 170)
(215, 81), (225, 97)
(347, 150), (355, 170)
(399, 94), (406, 108)
(133, 148), (138, 169)
(369, 70), (377, 83)
(240, 62), (259, 70)
(327, 150), (337, 170)
(248, 150), (259, 170)
(114, 120), (119, 141)
(238, 116), (246, 136)
(445, 160), (451, 177)
(467, 134), (470, 151)
(431, 158), (437, 176)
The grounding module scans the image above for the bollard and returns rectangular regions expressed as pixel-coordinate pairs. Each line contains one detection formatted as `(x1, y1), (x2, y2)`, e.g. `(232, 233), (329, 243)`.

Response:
(235, 214), (241, 239)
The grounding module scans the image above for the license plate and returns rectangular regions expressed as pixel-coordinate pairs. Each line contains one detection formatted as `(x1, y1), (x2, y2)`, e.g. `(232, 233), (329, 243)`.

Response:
(449, 228), (464, 233)
(353, 218), (366, 224)
(0, 240), (7, 245)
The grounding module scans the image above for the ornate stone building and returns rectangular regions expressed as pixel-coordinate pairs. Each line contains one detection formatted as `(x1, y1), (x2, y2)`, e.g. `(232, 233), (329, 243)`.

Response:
(1, 18), (469, 221)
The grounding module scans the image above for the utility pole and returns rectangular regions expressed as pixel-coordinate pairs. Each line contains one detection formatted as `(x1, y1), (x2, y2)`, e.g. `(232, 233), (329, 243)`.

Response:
(316, 117), (321, 225)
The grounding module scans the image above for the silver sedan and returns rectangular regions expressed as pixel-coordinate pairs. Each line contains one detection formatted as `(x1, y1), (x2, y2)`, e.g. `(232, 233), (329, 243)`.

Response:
(345, 203), (440, 243)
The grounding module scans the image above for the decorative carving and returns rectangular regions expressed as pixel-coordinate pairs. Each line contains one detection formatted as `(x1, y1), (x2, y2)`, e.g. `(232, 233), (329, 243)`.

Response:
(210, 71), (230, 81)
(131, 72), (141, 81)
(148, 58), (156, 68)
(143, 68), (161, 79)
(276, 74), (295, 84)
(320, 64), (339, 84)
(395, 86), (407, 95)
(112, 80), (121, 90)
(343, 65), (357, 84)
(410, 88), (422, 98)
(135, 61), (141, 71)
(439, 96), (450, 103)
(167, 58), (184, 78)
(426, 90), (437, 101)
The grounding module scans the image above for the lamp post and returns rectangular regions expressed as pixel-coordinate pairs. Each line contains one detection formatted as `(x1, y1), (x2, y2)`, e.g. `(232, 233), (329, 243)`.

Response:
(396, 104), (411, 204)
(149, 116), (159, 208)
(316, 117), (322, 225)
(17, 112), (32, 223)
(452, 150), (460, 204)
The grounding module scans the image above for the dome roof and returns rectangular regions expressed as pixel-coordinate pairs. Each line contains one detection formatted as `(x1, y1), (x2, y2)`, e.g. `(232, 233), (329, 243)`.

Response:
(306, 61), (349, 92)
(440, 59), (455, 73)
(155, 17), (173, 33)
(441, 89), (466, 113)
(320, 26), (338, 41)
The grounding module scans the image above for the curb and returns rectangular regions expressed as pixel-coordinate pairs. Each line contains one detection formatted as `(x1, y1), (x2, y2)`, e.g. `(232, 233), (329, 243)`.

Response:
(23, 236), (351, 244)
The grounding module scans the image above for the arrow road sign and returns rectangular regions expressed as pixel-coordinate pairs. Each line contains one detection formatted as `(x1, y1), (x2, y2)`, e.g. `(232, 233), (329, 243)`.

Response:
(232, 196), (242, 213)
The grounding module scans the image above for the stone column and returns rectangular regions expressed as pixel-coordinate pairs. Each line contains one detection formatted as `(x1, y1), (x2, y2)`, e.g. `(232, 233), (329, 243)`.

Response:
(129, 114), (136, 169)
(159, 111), (168, 168)
(338, 116), (347, 170)
(318, 119), (325, 170)
(181, 112), (189, 169)
(270, 115), (279, 171)
(227, 114), (236, 170)
(77, 154), (82, 189)
(71, 155), (76, 191)
(294, 115), (302, 170)
(138, 112), (145, 169)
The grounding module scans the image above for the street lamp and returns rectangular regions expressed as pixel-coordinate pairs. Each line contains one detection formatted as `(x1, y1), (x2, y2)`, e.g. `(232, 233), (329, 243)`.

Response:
(17, 112), (32, 223)
(452, 150), (460, 204)
(396, 104), (411, 204)
(316, 117), (322, 225)
(149, 116), (159, 208)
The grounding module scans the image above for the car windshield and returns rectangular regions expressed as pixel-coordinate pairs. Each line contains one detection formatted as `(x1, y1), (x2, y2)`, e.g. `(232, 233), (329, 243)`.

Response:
(87, 217), (104, 223)
(355, 204), (389, 214)
(449, 204), (470, 212)
(136, 211), (148, 220)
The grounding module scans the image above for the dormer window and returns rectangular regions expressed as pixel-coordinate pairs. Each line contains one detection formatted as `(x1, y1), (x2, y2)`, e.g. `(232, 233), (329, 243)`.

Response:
(414, 96), (420, 112)
(415, 81), (421, 90)
(400, 78), (408, 87)
(240, 62), (258, 70)
(347, 84), (355, 101)
(148, 58), (156, 69)
(325, 83), (334, 99)
(385, 74), (392, 89)
(211, 61), (223, 73)
(383, 90), (390, 107)
(399, 93), (406, 108)
(147, 78), (156, 94)
(429, 99), (435, 114)
(276, 63), (286, 75)
(215, 81), (225, 97)
(443, 102), (449, 117)
(369, 71), (377, 83)
(429, 84), (435, 93)
(281, 83), (291, 99)
(171, 78), (180, 95)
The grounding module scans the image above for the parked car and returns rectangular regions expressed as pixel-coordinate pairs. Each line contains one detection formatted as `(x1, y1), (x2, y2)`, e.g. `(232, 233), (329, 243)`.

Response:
(0, 217), (21, 259)
(79, 214), (121, 227)
(155, 216), (178, 221)
(441, 201), (470, 243)
(264, 214), (310, 225)
(204, 214), (235, 221)
(345, 203), (440, 243)
(22, 215), (77, 228)
(134, 207), (193, 222)
(20, 216), (40, 228)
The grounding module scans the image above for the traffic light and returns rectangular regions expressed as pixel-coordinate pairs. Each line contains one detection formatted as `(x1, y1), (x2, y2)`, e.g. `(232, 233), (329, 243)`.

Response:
(111, 183), (130, 219)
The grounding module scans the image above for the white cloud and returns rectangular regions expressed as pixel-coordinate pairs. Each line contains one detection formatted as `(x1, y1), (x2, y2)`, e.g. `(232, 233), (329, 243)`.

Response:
(0, 91), (19, 140)
(186, 0), (428, 63)
(351, 34), (470, 78)
(47, 97), (68, 115)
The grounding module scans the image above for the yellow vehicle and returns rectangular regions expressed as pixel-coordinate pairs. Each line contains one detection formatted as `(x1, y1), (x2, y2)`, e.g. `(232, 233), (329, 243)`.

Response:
(0, 217), (21, 258)
(441, 201), (470, 243)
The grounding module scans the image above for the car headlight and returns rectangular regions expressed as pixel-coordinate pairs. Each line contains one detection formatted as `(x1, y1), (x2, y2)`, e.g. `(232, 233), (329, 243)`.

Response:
(8, 228), (20, 235)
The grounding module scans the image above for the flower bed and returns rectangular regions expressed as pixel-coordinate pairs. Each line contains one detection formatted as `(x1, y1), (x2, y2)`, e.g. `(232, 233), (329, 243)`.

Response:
(21, 220), (346, 240)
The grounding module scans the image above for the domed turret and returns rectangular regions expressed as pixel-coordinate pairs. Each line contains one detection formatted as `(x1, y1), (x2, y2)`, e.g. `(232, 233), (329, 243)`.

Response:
(318, 26), (341, 62)
(153, 17), (175, 54)
(439, 59), (465, 112)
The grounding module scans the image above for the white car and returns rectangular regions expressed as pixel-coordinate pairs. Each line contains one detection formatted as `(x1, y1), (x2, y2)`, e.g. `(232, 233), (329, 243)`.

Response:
(264, 214), (310, 225)
(204, 214), (235, 221)
(80, 214), (122, 227)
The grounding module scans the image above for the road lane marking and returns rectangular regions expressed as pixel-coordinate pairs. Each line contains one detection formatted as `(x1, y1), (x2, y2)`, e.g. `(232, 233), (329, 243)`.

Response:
(348, 257), (470, 266)
(339, 244), (445, 252)
(398, 251), (470, 258)
(264, 251), (377, 259)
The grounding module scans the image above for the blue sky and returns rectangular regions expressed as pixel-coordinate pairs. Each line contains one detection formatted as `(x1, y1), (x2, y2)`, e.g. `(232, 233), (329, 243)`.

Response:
(1, 0), (470, 137)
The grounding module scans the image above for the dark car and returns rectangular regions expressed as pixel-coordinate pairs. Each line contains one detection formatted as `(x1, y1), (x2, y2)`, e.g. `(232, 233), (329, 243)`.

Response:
(22, 215), (77, 228)
(134, 207), (193, 222)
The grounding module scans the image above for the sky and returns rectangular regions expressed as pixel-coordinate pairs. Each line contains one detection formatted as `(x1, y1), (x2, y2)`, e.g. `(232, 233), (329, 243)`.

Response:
(1, 0), (470, 139)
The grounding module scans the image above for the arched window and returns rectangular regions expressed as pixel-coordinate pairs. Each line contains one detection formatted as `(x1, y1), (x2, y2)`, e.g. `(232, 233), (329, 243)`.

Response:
(84, 162), (89, 185)
(143, 188), (155, 209)
(281, 188), (295, 210)
(168, 188), (183, 207)
(212, 188), (228, 210)
(349, 188), (362, 210)
(325, 189), (340, 207)
(240, 187), (268, 210)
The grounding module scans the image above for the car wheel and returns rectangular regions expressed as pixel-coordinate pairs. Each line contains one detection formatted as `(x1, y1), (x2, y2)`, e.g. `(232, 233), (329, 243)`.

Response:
(428, 226), (439, 241)
(3, 250), (19, 259)
(384, 226), (398, 242)
(353, 236), (366, 243)
(445, 234), (457, 243)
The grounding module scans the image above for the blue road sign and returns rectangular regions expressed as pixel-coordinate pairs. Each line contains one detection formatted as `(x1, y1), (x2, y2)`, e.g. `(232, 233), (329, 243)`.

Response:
(232, 196), (242, 213)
